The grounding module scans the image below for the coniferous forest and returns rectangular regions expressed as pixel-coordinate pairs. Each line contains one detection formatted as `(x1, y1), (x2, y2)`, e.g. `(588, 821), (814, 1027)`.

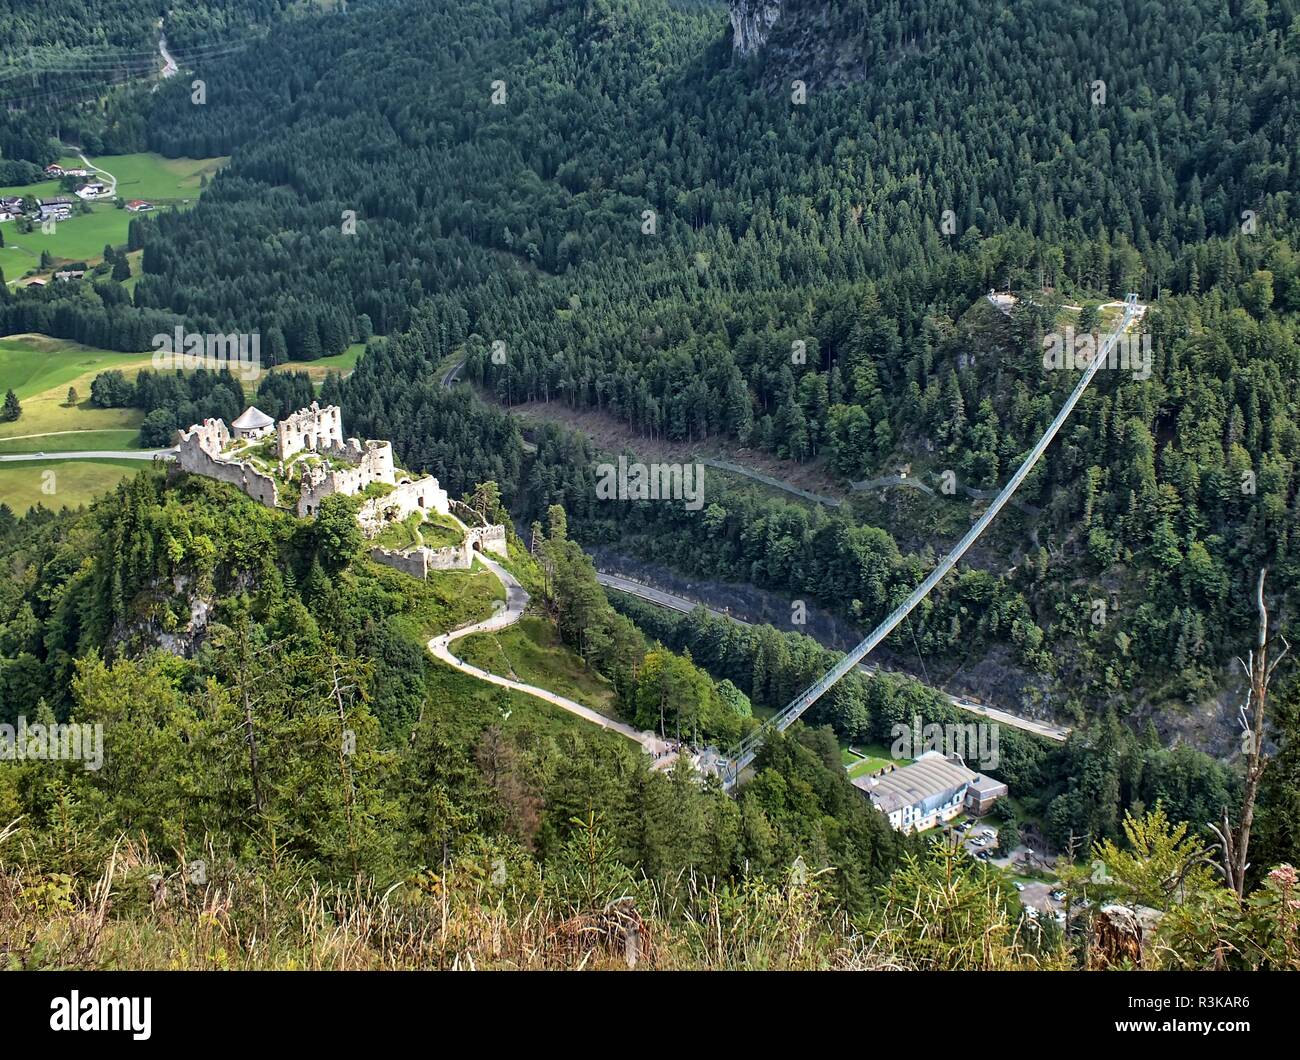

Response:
(1, 0), (1300, 989)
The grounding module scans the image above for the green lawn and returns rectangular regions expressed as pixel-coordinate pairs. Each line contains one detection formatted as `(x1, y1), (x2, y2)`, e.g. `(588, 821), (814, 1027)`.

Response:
(0, 335), (153, 440)
(0, 429), (140, 453)
(2, 205), (136, 276)
(0, 177), (62, 201)
(0, 458), (143, 514)
(459, 615), (621, 718)
(90, 152), (227, 203)
(844, 742), (905, 779)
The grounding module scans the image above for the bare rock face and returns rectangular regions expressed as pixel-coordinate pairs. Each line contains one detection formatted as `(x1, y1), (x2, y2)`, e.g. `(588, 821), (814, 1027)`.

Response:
(728, 0), (873, 90)
(729, 0), (784, 57)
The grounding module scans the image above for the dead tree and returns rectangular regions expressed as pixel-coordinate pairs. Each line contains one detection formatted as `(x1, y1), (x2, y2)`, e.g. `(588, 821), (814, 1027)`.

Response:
(1211, 568), (1290, 898)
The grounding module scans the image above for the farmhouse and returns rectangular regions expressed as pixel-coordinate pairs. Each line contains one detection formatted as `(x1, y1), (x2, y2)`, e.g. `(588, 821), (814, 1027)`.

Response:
(126, 200), (154, 212)
(75, 182), (108, 200)
(37, 197), (74, 222)
(852, 751), (1007, 833)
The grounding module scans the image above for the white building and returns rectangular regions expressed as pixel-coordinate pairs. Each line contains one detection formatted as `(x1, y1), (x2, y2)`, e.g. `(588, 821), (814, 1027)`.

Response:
(853, 752), (1007, 832)
(230, 405), (274, 440)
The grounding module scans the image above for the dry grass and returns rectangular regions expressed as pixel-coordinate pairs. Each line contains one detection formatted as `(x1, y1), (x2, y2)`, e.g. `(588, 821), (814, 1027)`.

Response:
(0, 827), (916, 971)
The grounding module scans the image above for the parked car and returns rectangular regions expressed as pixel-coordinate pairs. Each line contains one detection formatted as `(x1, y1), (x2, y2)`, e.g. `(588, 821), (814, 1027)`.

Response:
(1051, 890), (1066, 902)
(1013, 882), (1025, 891)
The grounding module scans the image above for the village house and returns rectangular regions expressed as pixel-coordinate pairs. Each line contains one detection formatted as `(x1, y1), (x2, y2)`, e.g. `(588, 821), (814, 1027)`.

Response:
(126, 200), (154, 213)
(37, 197), (74, 222)
(75, 182), (108, 200)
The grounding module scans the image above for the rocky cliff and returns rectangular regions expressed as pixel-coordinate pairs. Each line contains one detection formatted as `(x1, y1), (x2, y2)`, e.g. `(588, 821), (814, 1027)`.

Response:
(728, 0), (878, 89)
(729, 0), (784, 57)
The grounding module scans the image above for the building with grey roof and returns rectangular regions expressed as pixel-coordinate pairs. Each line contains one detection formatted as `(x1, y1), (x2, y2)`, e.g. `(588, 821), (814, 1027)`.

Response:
(852, 752), (1007, 832)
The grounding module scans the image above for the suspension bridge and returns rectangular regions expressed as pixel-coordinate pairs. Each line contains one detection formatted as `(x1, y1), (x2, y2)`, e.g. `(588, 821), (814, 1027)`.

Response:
(718, 294), (1146, 789)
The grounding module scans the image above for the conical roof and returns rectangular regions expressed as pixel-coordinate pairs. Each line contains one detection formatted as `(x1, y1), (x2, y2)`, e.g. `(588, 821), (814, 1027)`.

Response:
(232, 406), (274, 430)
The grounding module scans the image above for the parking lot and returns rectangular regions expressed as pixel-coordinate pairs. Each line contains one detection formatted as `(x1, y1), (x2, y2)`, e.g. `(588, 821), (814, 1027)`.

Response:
(955, 819), (1000, 860)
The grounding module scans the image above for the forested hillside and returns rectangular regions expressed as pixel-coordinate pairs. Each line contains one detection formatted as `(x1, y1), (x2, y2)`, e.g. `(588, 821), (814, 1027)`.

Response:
(0, 0), (324, 162)
(3, 0), (1300, 971)
(3, 0), (1297, 742)
(0, 471), (919, 947)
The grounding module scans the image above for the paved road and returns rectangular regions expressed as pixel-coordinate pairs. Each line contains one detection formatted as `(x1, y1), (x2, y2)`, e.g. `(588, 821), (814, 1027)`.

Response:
(0, 429), (128, 441)
(440, 356), (466, 387)
(0, 448), (174, 462)
(597, 572), (1070, 743)
(430, 555), (675, 765)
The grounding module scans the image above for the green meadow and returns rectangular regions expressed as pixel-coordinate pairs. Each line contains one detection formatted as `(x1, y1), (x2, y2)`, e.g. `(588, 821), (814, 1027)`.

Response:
(0, 458), (145, 515)
(0, 334), (153, 440)
(269, 342), (366, 384)
(2, 152), (227, 280)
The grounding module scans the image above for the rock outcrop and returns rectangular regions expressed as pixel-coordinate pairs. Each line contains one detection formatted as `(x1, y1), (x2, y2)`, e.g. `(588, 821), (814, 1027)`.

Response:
(728, 0), (878, 90)
(729, 0), (784, 57)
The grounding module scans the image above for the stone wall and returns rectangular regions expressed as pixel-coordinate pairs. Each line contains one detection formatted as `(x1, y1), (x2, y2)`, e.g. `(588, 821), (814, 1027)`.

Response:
(356, 474), (450, 533)
(298, 440), (401, 518)
(465, 523), (508, 557)
(370, 541), (477, 576)
(369, 546), (432, 578)
(277, 402), (344, 461)
(177, 418), (278, 507)
(426, 543), (472, 570)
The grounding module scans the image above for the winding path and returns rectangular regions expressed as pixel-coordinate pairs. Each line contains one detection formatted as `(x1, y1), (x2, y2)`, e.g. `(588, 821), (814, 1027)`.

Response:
(428, 553), (675, 766)
(75, 152), (116, 198)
